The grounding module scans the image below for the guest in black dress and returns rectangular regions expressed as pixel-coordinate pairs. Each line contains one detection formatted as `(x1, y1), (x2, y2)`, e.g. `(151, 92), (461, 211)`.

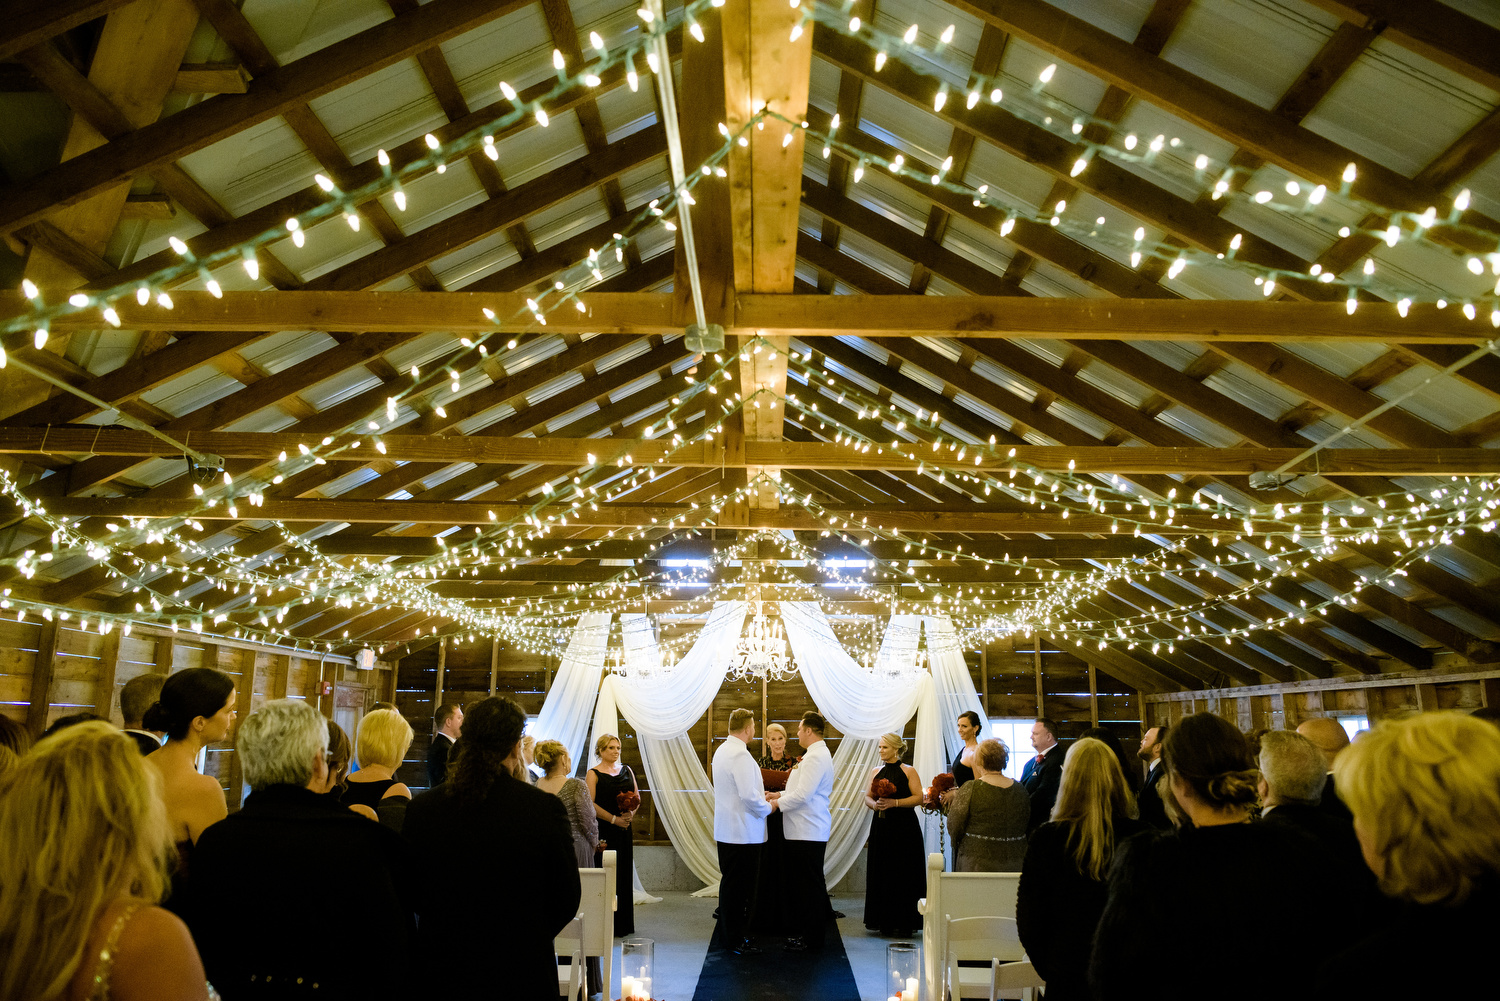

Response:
(588, 732), (640, 936)
(1315, 712), (1500, 998)
(863, 732), (926, 936)
(1090, 713), (1362, 1001)
(1018, 737), (1144, 1001)
(944, 711), (982, 862)
(405, 697), (580, 999)
(753, 723), (798, 932)
(342, 707), (413, 812)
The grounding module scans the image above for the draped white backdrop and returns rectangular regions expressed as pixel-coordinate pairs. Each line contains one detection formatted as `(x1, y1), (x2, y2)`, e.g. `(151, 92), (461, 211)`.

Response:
(530, 602), (985, 896)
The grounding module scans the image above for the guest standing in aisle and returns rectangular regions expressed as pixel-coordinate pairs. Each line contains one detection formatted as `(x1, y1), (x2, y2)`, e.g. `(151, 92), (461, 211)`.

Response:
(588, 732), (639, 936)
(536, 739), (602, 997)
(1136, 725), (1169, 828)
(712, 709), (774, 955)
(863, 732), (926, 936)
(768, 712), (834, 951)
(947, 738), (1029, 872)
(425, 702), (463, 786)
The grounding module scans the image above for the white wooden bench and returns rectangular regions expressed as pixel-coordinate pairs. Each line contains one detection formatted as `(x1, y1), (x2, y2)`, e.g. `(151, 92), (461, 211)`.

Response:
(556, 849), (616, 999)
(917, 853), (1032, 999)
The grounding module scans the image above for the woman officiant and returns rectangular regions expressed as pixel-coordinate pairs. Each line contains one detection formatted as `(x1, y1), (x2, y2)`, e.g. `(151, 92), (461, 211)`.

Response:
(752, 723), (798, 932)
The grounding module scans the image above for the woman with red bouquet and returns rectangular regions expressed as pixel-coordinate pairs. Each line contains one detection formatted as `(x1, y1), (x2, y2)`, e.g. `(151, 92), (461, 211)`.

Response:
(588, 732), (640, 936)
(862, 732), (926, 936)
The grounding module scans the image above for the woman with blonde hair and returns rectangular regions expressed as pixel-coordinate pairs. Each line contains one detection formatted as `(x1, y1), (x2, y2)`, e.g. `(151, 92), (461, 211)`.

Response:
(1090, 713), (1361, 1000)
(1316, 712), (1500, 996)
(587, 732), (640, 935)
(535, 739), (602, 996)
(342, 707), (414, 811)
(1017, 737), (1143, 1001)
(862, 732), (926, 936)
(0, 722), (210, 1001)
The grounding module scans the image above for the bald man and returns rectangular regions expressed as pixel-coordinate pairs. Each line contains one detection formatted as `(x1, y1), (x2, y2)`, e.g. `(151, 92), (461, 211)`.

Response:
(1296, 717), (1352, 821)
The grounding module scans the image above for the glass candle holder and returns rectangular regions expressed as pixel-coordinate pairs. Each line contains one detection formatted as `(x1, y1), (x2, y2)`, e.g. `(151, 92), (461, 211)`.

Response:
(620, 936), (654, 1000)
(887, 941), (920, 1001)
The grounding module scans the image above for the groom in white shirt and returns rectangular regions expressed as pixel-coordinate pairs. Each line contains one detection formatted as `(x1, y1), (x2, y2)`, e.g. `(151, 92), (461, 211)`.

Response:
(712, 708), (773, 956)
(768, 711), (834, 951)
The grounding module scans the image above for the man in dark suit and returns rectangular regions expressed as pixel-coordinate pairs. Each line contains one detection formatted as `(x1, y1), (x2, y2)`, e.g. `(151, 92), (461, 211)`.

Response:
(1022, 717), (1065, 830)
(425, 702), (463, 786)
(1297, 717), (1353, 821)
(405, 697), (580, 999)
(1136, 724), (1170, 828)
(118, 673), (166, 756)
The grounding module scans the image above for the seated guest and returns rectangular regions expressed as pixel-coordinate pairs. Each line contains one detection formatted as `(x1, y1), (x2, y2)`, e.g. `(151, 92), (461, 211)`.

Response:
(343, 707), (413, 810)
(1258, 730), (1366, 875)
(120, 672), (167, 755)
(1297, 716), (1352, 820)
(947, 738), (1029, 871)
(143, 668), (236, 916)
(535, 738), (601, 997)
(1018, 737), (1144, 1001)
(1090, 712), (1361, 1001)
(319, 719), (377, 821)
(0, 722), (209, 1001)
(1082, 726), (1139, 794)
(1316, 713), (1500, 997)
(190, 699), (416, 997)
(41, 711), (107, 738)
(404, 697), (580, 998)
(0, 713), (32, 776)
(425, 702), (462, 786)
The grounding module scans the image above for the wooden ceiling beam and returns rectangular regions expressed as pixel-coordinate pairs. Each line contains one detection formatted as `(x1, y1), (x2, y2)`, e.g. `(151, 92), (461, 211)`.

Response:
(1301, 0), (1500, 94)
(23, 290), (1500, 343)
(0, 0), (534, 235)
(1, 0), (135, 61)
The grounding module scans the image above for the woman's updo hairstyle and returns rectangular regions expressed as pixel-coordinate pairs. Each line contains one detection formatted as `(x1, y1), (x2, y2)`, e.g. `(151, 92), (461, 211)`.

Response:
(879, 732), (907, 757)
(141, 667), (235, 741)
(533, 739), (569, 774)
(1162, 711), (1259, 809)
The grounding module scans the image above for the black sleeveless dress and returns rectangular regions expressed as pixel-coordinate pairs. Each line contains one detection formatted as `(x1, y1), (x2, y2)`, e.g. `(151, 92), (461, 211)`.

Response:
(950, 747), (977, 864)
(864, 761), (926, 934)
(592, 765), (636, 936)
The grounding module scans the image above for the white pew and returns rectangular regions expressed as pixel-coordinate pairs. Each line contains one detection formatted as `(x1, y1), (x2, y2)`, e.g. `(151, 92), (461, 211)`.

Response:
(917, 853), (1024, 999)
(556, 849), (615, 999)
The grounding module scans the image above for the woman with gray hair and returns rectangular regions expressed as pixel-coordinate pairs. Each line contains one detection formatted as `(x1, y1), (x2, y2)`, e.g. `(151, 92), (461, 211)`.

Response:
(187, 699), (417, 997)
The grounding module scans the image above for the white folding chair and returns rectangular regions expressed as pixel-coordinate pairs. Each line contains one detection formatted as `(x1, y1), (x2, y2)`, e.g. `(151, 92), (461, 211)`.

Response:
(555, 912), (585, 999)
(943, 915), (1045, 1001)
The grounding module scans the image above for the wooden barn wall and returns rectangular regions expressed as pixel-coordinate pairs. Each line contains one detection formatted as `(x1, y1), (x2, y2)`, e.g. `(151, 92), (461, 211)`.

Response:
(1143, 665), (1500, 732)
(393, 631), (1145, 846)
(1, 621), (390, 810)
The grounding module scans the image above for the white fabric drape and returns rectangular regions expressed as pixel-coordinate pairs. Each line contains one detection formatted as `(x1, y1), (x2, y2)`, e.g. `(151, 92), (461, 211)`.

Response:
(783, 604), (947, 866)
(529, 612), (611, 763)
(924, 616), (988, 768)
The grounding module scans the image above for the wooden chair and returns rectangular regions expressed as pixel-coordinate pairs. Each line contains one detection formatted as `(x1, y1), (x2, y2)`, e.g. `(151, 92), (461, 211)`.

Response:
(556, 913), (585, 999)
(917, 853), (1022, 998)
(943, 915), (1044, 1001)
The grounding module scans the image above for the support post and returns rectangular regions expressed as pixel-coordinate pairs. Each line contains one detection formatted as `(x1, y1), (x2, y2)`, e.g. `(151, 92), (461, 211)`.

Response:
(1089, 662), (1099, 727)
(489, 638), (499, 696)
(92, 630), (123, 721)
(154, 635), (175, 673)
(434, 639), (447, 720)
(1033, 635), (1046, 719)
(25, 620), (61, 737)
(227, 652), (259, 810)
(980, 648), (989, 717)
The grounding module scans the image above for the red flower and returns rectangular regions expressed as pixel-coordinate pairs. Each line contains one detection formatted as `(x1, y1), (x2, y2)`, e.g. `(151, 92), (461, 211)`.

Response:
(925, 772), (956, 809)
(871, 777), (898, 799)
(616, 790), (642, 814)
(761, 768), (789, 792)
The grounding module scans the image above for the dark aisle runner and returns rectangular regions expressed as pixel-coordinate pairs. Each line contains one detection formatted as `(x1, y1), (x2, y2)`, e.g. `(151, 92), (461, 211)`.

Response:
(691, 919), (862, 1001)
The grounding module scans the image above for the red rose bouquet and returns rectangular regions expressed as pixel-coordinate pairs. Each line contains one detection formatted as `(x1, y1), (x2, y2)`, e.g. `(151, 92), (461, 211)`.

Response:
(871, 776), (898, 817)
(760, 768), (790, 792)
(924, 772), (956, 811)
(617, 789), (641, 815)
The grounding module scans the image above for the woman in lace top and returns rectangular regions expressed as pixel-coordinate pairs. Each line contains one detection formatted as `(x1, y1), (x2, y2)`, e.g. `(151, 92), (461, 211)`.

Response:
(0, 722), (210, 1001)
(947, 738), (1030, 872)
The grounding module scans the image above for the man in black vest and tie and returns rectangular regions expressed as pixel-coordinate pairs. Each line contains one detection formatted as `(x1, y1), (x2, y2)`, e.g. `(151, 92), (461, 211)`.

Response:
(1136, 724), (1170, 828)
(1021, 717), (1065, 830)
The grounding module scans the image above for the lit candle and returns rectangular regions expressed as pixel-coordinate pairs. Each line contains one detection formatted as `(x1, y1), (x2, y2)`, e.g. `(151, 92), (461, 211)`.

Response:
(622, 976), (636, 998)
(907, 977), (919, 998)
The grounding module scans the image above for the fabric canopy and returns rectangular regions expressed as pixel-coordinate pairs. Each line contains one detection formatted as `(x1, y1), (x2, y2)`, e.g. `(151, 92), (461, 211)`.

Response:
(528, 611), (611, 763)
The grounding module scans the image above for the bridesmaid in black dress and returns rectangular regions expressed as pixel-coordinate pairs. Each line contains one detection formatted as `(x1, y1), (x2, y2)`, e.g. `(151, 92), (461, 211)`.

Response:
(863, 732), (927, 936)
(946, 711), (982, 864)
(587, 732), (639, 936)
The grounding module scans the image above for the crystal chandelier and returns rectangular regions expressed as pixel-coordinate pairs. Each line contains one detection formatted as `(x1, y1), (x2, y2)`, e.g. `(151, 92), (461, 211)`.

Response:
(729, 600), (799, 683)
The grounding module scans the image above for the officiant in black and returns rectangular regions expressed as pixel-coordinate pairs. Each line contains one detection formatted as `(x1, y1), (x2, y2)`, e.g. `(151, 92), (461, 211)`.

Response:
(751, 723), (797, 932)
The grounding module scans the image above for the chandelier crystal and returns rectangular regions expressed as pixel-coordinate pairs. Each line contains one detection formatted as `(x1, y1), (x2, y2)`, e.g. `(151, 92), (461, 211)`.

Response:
(729, 600), (799, 683)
